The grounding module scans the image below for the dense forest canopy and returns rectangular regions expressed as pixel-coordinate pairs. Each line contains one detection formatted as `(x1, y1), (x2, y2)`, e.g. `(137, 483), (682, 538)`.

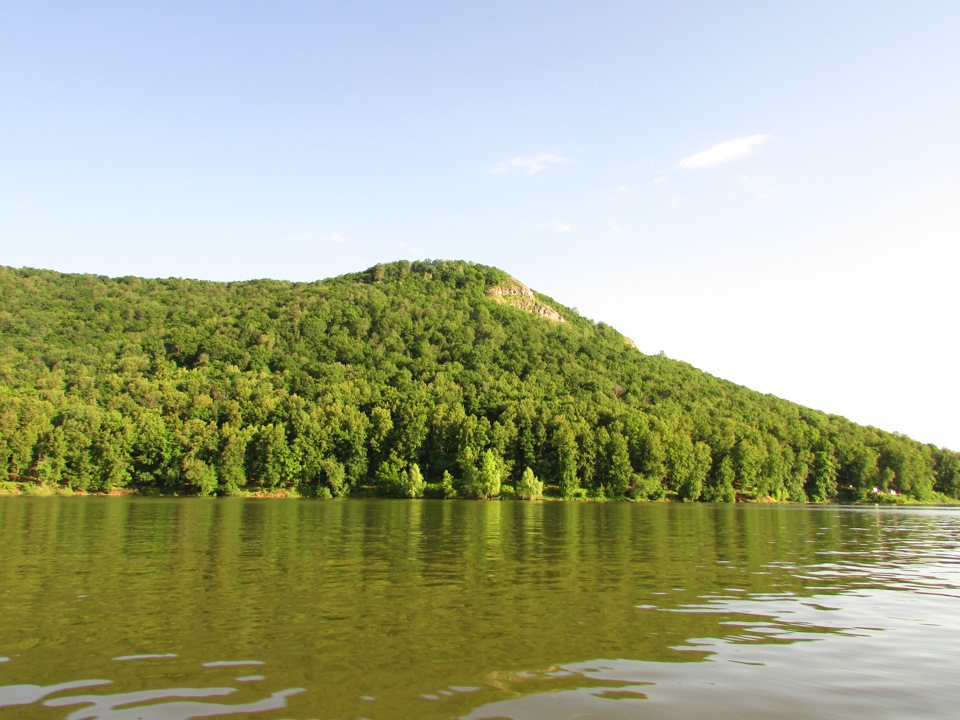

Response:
(1, 260), (957, 502)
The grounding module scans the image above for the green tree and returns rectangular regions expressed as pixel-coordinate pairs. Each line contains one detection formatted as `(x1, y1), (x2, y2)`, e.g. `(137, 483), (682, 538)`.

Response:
(441, 470), (458, 499)
(462, 449), (505, 498)
(182, 455), (217, 496)
(933, 448), (960, 498)
(131, 410), (173, 489)
(606, 431), (633, 497)
(554, 421), (580, 498)
(252, 423), (301, 489)
(677, 441), (711, 502)
(375, 459), (404, 497)
(399, 463), (426, 498)
(516, 466), (543, 500)
(808, 447), (838, 502)
(732, 436), (766, 499)
(879, 438), (935, 501)
(319, 457), (347, 496)
(703, 455), (736, 503)
(217, 423), (249, 495)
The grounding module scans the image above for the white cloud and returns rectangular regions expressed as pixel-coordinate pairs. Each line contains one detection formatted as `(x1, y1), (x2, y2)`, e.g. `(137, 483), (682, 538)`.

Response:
(332, 233), (347, 244)
(556, 223), (572, 232)
(609, 220), (621, 233)
(492, 153), (571, 175)
(678, 134), (770, 169)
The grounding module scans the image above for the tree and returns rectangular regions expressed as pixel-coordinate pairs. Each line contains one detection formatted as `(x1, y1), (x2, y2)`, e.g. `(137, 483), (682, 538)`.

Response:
(732, 436), (766, 498)
(182, 455), (217, 496)
(319, 458), (347, 497)
(217, 423), (249, 495)
(375, 459), (404, 497)
(479, 450), (505, 498)
(879, 438), (934, 501)
(441, 470), (457, 499)
(554, 421), (580, 498)
(461, 449), (505, 498)
(399, 464), (426, 498)
(808, 447), (837, 502)
(252, 423), (301, 489)
(178, 419), (219, 495)
(606, 431), (633, 497)
(837, 442), (879, 501)
(703, 455), (736, 503)
(933, 448), (960, 499)
(677, 441), (711, 502)
(516, 466), (543, 500)
(130, 410), (173, 489)
(785, 447), (811, 502)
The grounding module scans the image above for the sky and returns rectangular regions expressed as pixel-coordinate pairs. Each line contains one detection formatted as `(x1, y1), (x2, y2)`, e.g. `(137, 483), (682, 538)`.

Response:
(2, 1), (959, 450)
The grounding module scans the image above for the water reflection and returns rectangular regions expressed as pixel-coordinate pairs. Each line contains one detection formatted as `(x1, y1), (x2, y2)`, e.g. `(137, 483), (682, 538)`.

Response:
(464, 507), (960, 720)
(465, 585), (960, 720)
(2, 500), (960, 719)
(44, 685), (303, 720)
(0, 681), (111, 710)
(0, 658), (302, 720)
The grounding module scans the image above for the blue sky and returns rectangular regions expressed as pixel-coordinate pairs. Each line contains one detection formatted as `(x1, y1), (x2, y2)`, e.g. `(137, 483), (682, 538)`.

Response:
(3, 1), (959, 449)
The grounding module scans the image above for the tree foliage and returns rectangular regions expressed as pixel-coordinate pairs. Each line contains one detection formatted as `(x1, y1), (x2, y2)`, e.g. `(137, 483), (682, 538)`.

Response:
(516, 466), (544, 500)
(1, 261), (955, 502)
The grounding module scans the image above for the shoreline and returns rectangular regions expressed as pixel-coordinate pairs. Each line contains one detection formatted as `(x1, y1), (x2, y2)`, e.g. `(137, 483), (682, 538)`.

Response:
(2, 481), (953, 505)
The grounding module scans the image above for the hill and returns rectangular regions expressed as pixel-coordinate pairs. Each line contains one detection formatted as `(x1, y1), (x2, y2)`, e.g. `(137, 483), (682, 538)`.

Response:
(1, 260), (957, 501)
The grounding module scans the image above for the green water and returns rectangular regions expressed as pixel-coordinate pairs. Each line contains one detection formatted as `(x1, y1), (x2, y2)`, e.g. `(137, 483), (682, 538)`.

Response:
(2, 498), (959, 719)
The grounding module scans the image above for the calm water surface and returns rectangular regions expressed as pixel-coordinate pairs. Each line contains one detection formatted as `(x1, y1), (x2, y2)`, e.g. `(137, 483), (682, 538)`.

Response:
(1, 498), (959, 719)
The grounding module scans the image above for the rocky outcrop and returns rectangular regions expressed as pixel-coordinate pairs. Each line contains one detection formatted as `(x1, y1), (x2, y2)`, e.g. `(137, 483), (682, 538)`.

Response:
(487, 280), (565, 323)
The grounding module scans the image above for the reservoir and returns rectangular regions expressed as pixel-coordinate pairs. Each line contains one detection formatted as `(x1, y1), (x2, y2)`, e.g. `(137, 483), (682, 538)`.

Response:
(2, 498), (959, 719)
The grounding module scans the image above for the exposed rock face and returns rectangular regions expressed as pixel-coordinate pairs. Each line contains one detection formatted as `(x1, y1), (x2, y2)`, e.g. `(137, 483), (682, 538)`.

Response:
(487, 280), (565, 323)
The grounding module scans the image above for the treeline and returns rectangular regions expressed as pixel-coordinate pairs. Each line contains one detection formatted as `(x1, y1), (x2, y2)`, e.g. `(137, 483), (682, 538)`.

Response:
(1, 260), (958, 502)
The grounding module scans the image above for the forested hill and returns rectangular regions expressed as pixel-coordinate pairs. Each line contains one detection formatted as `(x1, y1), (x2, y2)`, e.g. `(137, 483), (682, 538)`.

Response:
(1, 260), (957, 502)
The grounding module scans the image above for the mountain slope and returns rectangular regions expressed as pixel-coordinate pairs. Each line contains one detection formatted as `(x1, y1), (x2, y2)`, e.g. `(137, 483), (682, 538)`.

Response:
(1, 260), (957, 501)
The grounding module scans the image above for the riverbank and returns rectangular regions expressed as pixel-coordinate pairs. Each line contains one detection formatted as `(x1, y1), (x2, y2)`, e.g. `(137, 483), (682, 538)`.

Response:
(3, 480), (955, 505)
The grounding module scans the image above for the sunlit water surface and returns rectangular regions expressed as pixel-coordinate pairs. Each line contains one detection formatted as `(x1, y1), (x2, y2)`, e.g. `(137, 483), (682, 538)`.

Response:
(2, 498), (959, 719)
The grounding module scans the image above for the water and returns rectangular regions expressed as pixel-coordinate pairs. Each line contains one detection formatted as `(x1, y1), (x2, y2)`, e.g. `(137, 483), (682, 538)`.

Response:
(1, 498), (959, 719)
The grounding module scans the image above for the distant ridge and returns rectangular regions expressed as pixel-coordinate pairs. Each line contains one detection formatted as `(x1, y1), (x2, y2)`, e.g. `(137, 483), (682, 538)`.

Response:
(1, 260), (957, 502)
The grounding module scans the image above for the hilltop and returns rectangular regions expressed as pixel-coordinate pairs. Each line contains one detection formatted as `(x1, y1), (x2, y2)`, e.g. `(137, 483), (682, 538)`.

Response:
(1, 260), (957, 501)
